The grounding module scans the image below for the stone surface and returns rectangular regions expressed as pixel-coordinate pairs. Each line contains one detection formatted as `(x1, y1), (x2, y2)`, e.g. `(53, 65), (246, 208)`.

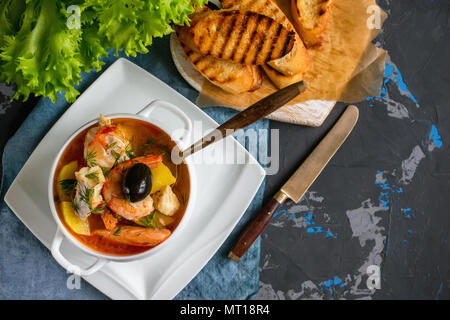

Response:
(258, 0), (450, 299)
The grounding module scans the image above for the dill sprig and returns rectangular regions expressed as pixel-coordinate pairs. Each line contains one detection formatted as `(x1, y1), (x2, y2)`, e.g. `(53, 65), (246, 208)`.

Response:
(79, 187), (94, 210)
(113, 226), (122, 236)
(71, 197), (79, 213)
(86, 150), (97, 167)
(106, 141), (117, 150)
(125, 136), (136, 159)
(100, 166), (110, 177)
(90, 202), (105, 214)
(136, 212), (157, 229)
(85, 171), (99, 180)
(111, 149), (121, 161)
(159, 146), (170, 158)
(59, 179), (77, 195)
(77, 186), (105, 215)
(100, 150), (121, 177)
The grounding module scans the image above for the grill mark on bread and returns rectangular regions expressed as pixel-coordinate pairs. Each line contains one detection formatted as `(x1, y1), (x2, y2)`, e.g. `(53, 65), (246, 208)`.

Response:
(248, 14), (268, 64)
(266, 23), (283, 62)
(265, 64), (284, 76)
(218, 10), (236, 17)
(281, 31), (295, 57)
(190, 54), (202, 65)
(217, 14), (234, 59)
(207, 14), (224, 57)
(259, 18), (280, 63)
(225, 12), (247, 60)
(230, 11), (251, 61)
(220, 12), (239, 60)
(239, 13), (259, 63)
(245, 15), (267, 64)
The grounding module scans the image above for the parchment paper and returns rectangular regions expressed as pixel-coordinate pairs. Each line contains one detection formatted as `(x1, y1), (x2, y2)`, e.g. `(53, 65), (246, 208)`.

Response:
(192, 0), (387, 125)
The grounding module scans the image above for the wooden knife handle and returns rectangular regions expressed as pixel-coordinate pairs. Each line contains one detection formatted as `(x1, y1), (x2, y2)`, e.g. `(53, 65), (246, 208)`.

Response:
(229, 197), (283, 262)
(181, 81), (306, 159)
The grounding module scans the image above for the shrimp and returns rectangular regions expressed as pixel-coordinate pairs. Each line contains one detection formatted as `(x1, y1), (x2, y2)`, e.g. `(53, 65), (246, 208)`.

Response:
(102, 155), (163, 221)
(93, 226), (171, 247)
(84, 115), (131, 169)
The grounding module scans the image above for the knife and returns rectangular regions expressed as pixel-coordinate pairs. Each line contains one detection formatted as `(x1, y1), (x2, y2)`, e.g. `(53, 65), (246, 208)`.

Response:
(181, 81), (306, 159)
(228, 105), (359, 262)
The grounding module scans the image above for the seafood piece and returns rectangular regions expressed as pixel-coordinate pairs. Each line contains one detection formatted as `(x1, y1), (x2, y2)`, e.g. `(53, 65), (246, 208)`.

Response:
(93, 226), (171, 247)
(73, 166), (106, 220)
(75, 166), (106, 187)
(102, 155), (163, 221)
(84, 114), (131, 169)
(152, 185), (180, 216)
(101, 209), (118, 231)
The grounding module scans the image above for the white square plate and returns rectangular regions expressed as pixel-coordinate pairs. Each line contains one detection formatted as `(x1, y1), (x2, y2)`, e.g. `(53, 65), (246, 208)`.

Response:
(4, 58), (265, 299)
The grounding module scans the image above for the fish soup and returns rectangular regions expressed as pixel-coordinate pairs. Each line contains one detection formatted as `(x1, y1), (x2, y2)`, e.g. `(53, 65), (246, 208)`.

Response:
(53, 116), (190, 255)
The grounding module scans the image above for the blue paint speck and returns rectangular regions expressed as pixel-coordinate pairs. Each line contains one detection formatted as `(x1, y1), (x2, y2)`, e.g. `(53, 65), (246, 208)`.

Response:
(273, 209), (286, 219)
(401, 208), (413, 219)
(429, 125), (443, 149)
(375, 174), (403, 208)
(365, 61), (419, 106)
(304, 212), (314, 226)
(321, 276), (345, 294)
(307, 226), (323, 233)
(325, 229), (337, 239)
(435, 283), (443, 300)
(302, 213), (338, 239)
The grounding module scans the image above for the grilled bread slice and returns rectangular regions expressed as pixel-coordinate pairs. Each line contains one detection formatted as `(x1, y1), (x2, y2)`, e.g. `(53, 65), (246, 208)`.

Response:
(177, 30), (263, 94)
(222, 0), (291, 31)
(261, 65), (304, 89)
(181, 9), (296, 65)
(291, 0), (333, 47)
(221, 0), (311, 78)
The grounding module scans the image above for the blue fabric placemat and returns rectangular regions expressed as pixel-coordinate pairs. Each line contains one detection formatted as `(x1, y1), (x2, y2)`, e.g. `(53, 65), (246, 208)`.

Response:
(0, 36), (267, 300)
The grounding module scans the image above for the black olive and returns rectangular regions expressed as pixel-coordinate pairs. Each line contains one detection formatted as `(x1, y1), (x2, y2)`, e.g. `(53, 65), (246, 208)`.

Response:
(122, 163), (152, 202)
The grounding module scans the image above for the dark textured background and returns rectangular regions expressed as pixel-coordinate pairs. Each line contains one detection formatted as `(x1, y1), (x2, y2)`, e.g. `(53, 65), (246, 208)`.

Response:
(1, 0), (449, 299)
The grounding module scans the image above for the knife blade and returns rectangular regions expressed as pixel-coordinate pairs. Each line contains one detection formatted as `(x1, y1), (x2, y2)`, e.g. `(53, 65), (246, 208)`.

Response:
(229, 105), (359, 262)
(181, 81), (306, 159)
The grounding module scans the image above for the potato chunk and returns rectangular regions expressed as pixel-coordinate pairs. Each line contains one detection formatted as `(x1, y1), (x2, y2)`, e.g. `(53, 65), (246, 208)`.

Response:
(152, 186), (180, 216)
(150, 163), (176, 194)
(57, 160), (78, 201)
(60, 201), (90, 235)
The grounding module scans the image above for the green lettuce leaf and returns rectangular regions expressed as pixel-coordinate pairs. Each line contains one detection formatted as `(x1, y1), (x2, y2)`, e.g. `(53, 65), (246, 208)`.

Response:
(1, 0), (83, 102)
(0, 0), (207, 103)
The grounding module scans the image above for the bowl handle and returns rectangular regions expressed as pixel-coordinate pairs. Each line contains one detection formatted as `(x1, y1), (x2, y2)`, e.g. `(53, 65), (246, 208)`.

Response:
(138, 99), (192, 149)
(51, 227), (108, 276)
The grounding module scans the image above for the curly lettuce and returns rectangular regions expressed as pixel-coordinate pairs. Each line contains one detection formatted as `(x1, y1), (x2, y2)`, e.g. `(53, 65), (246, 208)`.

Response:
(0, 0), (207, 103)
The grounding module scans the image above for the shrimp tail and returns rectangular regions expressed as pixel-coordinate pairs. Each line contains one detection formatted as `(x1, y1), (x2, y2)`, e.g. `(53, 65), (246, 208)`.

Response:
(138, 154), (163, 168)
